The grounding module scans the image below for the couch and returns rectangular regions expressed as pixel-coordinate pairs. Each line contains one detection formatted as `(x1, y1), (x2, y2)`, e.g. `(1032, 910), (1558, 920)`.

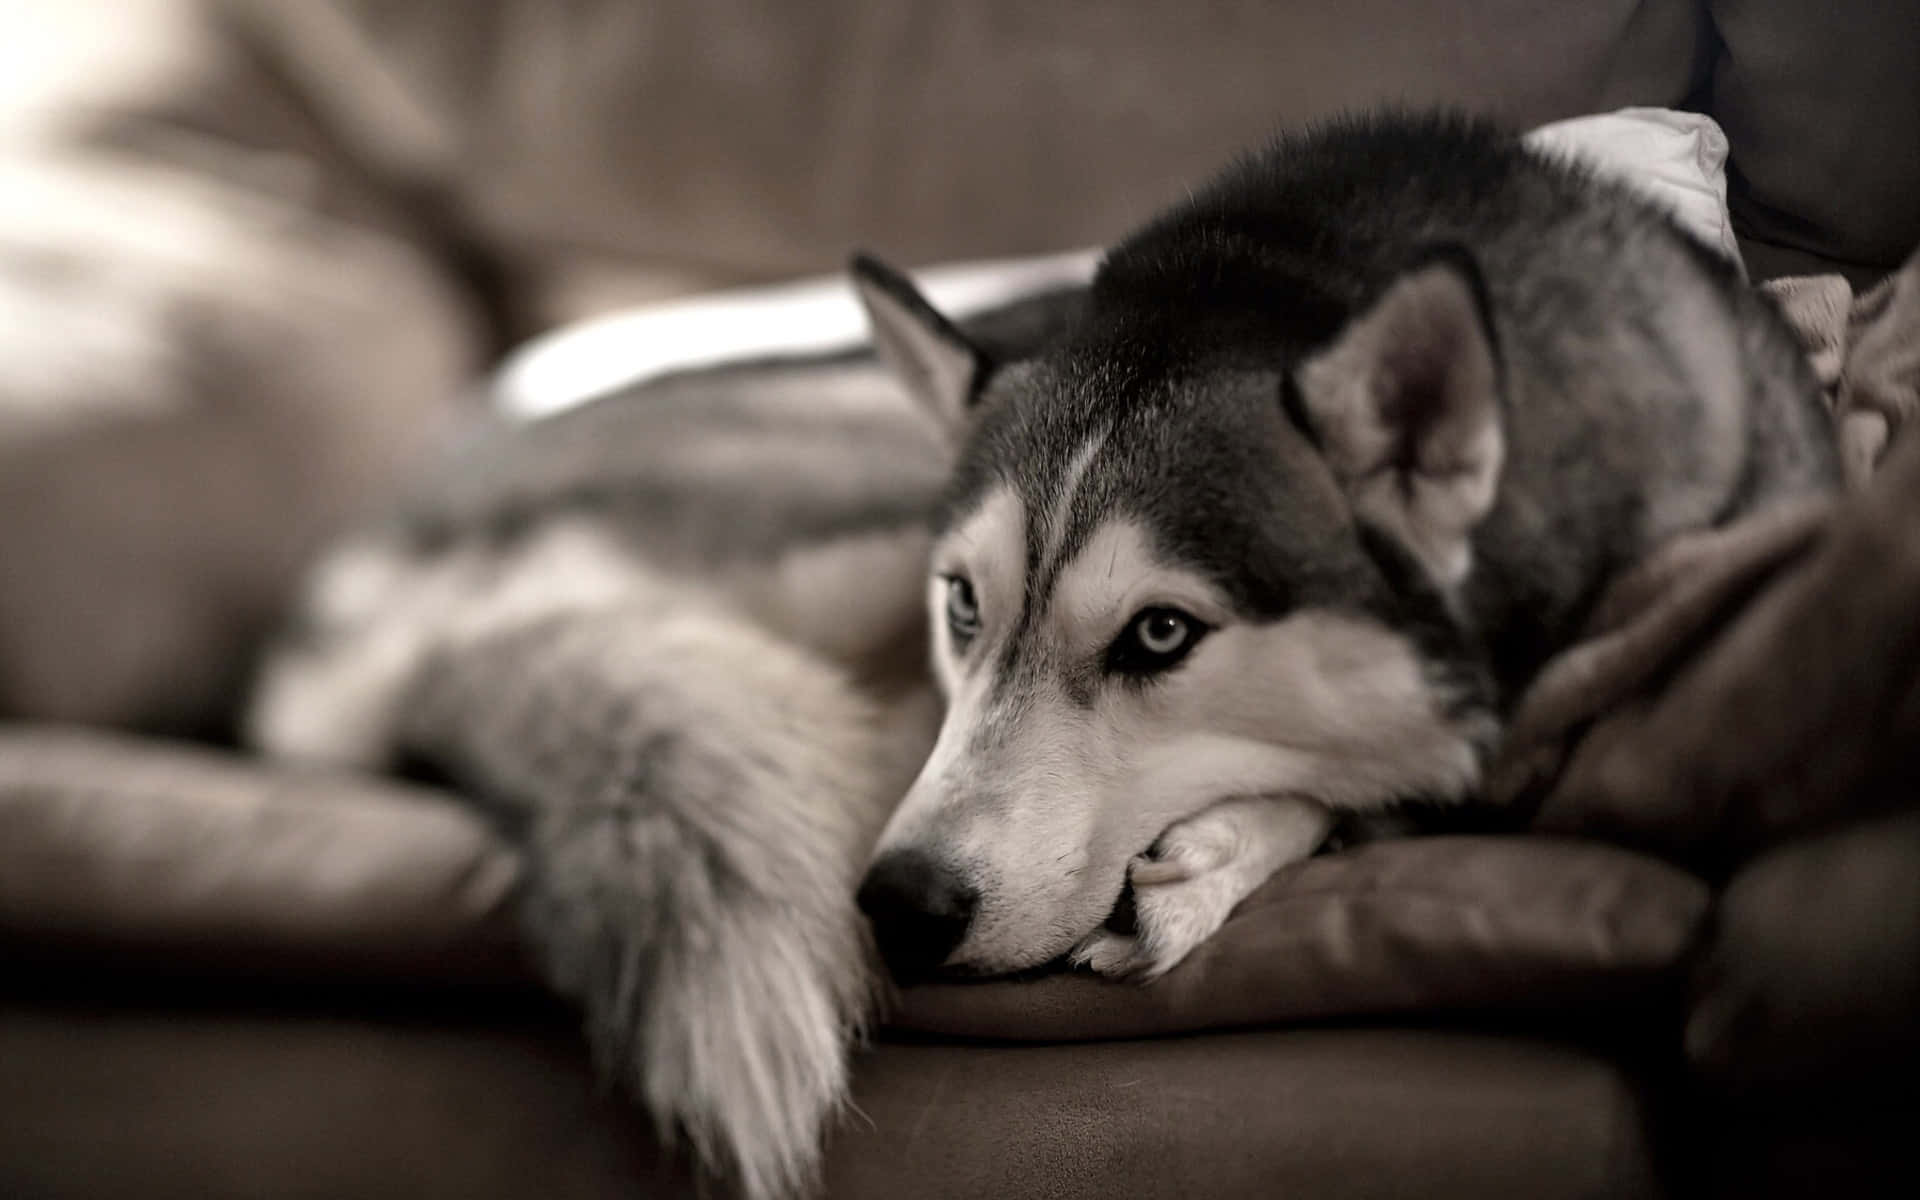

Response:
(3, 2), (1917, 1196)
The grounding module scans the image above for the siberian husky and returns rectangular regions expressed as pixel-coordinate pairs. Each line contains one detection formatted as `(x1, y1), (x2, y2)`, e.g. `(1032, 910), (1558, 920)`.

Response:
(249, 111), (1837, 1197)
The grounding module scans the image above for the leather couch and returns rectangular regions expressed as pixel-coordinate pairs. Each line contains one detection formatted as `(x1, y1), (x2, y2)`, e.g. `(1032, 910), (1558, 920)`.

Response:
(2, 2), (1916, 1196)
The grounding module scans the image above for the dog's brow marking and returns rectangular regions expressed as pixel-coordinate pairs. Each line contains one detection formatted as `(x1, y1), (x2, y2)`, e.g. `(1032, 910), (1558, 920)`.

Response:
(1024, 428), (1110, 625)
(998, 429), (1111, 699)
(1040, 433), (1108, 574)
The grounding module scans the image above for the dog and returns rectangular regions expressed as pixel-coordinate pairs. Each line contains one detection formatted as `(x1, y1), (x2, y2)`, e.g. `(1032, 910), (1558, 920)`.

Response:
(248, 110), (1837, 1197)
(847, 110), (1839, 984)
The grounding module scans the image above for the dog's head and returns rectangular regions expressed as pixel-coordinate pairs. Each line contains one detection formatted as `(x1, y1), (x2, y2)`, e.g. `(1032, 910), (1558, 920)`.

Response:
(850, 251), (1502, 980)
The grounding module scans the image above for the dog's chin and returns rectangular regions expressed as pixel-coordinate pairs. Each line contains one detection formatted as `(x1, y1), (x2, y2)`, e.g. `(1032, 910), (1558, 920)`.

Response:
(929, 957), (1071, 984)
(931, 880), (1136, 983)
(938, 933), (1084, 980)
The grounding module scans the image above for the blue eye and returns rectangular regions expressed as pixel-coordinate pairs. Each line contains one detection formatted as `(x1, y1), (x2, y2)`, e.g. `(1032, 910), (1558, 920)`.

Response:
(945, 576), (981, 644)
(1107, 607), (1206, 676)
(1135, 610), (1191, 655)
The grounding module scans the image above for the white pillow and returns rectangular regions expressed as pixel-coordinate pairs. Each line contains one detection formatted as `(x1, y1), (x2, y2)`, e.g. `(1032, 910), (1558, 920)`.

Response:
(500, 108), (1740, 419)
(1524, 107), (1742, 272)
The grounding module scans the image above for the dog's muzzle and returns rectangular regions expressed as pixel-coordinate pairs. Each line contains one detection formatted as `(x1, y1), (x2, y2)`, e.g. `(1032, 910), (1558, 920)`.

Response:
(857, 850), (977, 983)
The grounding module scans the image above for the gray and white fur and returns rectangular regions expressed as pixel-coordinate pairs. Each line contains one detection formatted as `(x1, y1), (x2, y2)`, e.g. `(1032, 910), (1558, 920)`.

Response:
(849, 111), (1835, 981)
(247, 299), (1075, 1198)
(248, 111), (1836, 1197)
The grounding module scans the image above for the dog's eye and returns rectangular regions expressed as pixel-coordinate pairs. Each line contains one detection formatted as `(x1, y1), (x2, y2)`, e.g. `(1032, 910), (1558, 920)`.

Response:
(944, 576), (981, 645)
(1108, 607), (1207, 675)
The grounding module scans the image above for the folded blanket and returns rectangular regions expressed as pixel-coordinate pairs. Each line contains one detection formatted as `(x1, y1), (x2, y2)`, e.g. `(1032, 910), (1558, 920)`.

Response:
(1491, 245), (1920, 868)
(1761, 254), (1920, 489)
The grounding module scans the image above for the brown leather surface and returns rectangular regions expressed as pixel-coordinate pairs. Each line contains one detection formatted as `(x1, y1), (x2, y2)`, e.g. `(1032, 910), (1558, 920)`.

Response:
(0, 1005), (692, 1200)
(895, 836), (1707, 1041)
(1692, 1094), (1920, 1200)
(1687, 807), (1920, 1090)
(0, 726), (1685, 1196)
(1711, 0), (1920, 277)
(1740, 236), (1894, 292)
(223, 0), (1701, 298)
(0, 727), (524, 980)
(1, 727), (1706, 1041)
(830, 1030), (1663, 1200)
(0, 1005), (1663, 1200)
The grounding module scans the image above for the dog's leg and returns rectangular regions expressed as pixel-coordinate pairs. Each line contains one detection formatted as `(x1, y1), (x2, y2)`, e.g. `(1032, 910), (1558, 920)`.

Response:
(398, 603), (917, 1200)
(1070, 795), (1332, 981)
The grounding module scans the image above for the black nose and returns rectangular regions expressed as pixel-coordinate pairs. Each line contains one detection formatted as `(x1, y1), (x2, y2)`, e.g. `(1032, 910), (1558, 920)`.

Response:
(856, 851), (977, 984)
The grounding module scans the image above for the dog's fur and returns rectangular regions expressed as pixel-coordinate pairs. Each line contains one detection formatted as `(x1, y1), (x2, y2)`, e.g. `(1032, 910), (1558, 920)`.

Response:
(248, 300), (1073, 1199)
(248, 112), (1836, 1196)
(850, 112), (1838, 982)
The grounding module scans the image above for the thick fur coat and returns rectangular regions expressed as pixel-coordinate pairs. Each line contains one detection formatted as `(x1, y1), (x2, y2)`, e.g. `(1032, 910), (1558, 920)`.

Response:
(249, 112), (1835, 1196)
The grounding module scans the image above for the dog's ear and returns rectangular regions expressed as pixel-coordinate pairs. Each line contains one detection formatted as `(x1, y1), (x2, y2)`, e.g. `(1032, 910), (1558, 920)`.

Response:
(1293, 248), (1503, 589)
(851, 253), (989, 433)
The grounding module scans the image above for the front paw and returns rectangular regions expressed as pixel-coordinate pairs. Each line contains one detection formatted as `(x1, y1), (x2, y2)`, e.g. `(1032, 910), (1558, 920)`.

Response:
(1068, 848), (1245, 980)
(1069, 796), (1333, 982)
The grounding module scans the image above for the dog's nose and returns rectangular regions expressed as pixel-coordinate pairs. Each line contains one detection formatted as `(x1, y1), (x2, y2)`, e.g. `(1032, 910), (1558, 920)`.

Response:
(856, 851), (976, 983)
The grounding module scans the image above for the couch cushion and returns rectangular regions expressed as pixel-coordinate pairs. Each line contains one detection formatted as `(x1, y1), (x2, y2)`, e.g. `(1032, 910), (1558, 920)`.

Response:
(895, 836), (1707, 1041)
(225, 0), (1702, 312)
(0, 1005), (1663, 1200)
(1710, 0), (1920, 281)
(1686, 808), (1920, 1091)
(3, 728), (1706, 1041)
(0, 1004), (694, 1200)
(835, 1029), (1664, 1199)
(0, 726), (522, 980)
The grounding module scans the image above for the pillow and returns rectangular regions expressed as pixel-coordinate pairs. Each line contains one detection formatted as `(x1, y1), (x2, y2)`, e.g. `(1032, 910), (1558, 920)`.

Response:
(1523, 107), (1743, 272)
(893, 835), (1707, 1041)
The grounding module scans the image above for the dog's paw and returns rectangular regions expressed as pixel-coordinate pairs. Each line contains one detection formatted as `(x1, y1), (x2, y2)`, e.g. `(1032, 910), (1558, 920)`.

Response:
(1070, 796), (1334, 982)
(1067, 925), (1147, 978)
(1067, 848), (1246, 981)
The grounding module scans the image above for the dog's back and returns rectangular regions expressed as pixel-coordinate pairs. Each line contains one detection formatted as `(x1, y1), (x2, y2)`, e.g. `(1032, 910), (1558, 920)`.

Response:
(1093, 112), (1837, 685)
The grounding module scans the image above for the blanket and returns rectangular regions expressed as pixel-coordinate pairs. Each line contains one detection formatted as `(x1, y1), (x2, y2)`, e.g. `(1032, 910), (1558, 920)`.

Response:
(1491, 246), (1920, 869)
